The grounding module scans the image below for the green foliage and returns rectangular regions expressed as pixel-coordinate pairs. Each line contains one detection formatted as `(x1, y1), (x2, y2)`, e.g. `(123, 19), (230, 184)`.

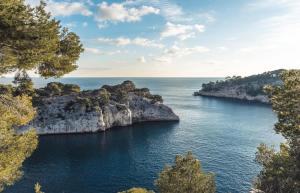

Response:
(149, 94), (163, 104)
(34, 183), (44, 193)
(0, 94), (38, 192)
(0, 0), (83, 78)
(201, 69), (283, 94)
(0, 1), (83, 192)
(115, 89), (129, 104)
(98, 88), (111, 105)
(255, 70), (300, 193)
(36, 82), (80, 97)
(155, 151), (216, 193)
(62, 84), (80, 94)
(255, 143), (298, 193)
(264, 70), (300, 139)
(0, 84), (14, 95)
(13, 71), (34, 96)
(118, 187), (155, 193)
(43, 82), (63, 96)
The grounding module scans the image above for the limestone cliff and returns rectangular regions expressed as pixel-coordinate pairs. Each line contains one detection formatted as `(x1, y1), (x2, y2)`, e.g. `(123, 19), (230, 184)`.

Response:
(18, 81), (179, 135)
(194, 69), (284, 104)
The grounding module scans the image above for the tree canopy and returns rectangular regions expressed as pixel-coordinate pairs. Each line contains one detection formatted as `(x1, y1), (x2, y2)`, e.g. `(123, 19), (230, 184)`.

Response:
(255, 69), (300, 193)
(155, 151), (216, 193)
(118, 187), (155, 193)
(0, 94), (38, 192)
(0, 0), (83, 78)
(0, 0), (83, 192)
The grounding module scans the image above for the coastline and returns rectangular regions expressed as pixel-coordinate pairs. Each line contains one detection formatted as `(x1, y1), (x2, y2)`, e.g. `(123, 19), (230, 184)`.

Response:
(194, 90), (270, 104)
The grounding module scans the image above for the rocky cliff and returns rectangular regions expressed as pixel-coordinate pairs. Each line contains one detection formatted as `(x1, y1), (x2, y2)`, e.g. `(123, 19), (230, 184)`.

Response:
(194, 69), (284, 104)
(18, 81), (179, 135)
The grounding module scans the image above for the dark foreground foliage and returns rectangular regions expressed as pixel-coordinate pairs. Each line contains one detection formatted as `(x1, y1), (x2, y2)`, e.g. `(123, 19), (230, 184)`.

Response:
(255, 70), (300, 193)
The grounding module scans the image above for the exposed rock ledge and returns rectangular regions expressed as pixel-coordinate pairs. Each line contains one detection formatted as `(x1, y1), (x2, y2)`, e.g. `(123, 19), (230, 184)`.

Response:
(194, 69), (284, 104)
(18, 81), (179, 135)
(194, 90), (270, 103)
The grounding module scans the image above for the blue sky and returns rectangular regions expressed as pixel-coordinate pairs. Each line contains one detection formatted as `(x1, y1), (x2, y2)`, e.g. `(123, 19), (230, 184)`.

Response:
(26, 0), (300, 77)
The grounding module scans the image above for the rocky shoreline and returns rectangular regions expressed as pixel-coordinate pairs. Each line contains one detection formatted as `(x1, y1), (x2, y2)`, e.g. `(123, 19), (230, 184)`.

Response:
(194, 70), (284, 104)
(18, 81), (179, 135)
(194, 90), (270, 103)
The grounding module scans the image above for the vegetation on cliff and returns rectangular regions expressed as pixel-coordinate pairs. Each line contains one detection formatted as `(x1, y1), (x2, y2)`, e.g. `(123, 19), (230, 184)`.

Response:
(199, 69), (283, 97)
(254, 70), (300, 193)
(30, 80), (164, 114)
(102, 80), (163, 104)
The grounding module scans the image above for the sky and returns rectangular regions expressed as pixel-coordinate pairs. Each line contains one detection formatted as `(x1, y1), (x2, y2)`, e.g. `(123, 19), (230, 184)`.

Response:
(25, 0), (300, 77)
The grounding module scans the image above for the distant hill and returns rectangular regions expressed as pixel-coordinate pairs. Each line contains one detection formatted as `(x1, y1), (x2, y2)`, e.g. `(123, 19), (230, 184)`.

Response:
(194, 69), (284, 103)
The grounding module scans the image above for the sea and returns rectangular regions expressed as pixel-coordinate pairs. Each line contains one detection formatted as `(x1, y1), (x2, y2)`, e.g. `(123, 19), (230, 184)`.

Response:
(1, 77), (283, 193)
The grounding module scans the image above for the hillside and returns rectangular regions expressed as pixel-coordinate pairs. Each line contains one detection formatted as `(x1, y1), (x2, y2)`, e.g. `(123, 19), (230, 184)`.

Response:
(194, 69), (284, 103)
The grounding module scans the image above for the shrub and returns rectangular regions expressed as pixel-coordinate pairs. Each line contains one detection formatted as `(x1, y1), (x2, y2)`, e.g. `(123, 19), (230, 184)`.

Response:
(149, 95), (163, 104)
(63, 84), (80, 94)
(118, 188), (154, 193)
(98, 88), (111, 105)
(155, 151), (216, 193)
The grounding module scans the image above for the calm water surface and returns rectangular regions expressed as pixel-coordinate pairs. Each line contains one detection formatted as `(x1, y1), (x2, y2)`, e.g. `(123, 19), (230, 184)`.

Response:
(2, 78), (283, 193)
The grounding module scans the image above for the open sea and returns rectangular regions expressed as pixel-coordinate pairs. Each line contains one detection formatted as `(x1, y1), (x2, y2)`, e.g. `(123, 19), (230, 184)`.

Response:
(1, 77), (283, 193)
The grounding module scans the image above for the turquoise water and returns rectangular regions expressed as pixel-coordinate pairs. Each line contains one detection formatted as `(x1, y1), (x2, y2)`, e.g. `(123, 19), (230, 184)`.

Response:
(2, 78), (283, 193)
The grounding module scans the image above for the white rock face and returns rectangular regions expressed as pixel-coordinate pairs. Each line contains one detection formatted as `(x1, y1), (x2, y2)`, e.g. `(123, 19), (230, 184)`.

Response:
(129, 93), (180, 122)
(19, 93), (179, 135)
(194, 70), (285, 104)
(195, 88), (270, 103)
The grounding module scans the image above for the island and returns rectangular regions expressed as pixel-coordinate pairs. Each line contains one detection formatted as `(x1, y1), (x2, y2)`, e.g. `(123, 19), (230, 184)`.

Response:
(194, 69), (284, 103)
(18, 80), (179, 135)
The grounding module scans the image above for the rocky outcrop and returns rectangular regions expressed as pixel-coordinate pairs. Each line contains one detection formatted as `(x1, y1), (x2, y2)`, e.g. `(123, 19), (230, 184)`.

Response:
(194, 89), (270, 103)
(18, 81), (179, 135)
(194, 69), (284, 104)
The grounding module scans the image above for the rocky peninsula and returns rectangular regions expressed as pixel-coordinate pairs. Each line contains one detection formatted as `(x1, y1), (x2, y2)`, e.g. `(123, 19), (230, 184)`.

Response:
(194, 69), (284, 104)
(18, 81), (179, 135)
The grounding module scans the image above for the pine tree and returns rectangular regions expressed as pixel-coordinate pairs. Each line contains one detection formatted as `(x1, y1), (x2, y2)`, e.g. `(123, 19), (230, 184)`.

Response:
(0, 0), (83, 191)
(118, 187), (155, 193)
(0, 94), (38, 191)
(0, 0), (84, 79)
(255, 70), (300, 193)
(155, 151), (216, 193)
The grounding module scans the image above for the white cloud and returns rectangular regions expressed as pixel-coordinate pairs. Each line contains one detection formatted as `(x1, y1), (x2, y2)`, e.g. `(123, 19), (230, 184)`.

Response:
(248, 0), (300, 9)
(46, 1), (92, 16)
(247, 0), (300, 50)
(132, 38), (164, 48)
(98, 37), (164, 48)
(217, 46), (228, 51)
(98, 37), (131, 46)
(26, 0), (92, 16)
(124, 0), (215, 23)
(161, 22), (205, 40)
(197, 12), (216, 23)
(85, 48), (121, 55)
(85, 48), (105, 55)
(156, 45), (209, 63)
(158, 1), (183, 22)
(138, 56), (146, 63)
(95, 2), (159, 24)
